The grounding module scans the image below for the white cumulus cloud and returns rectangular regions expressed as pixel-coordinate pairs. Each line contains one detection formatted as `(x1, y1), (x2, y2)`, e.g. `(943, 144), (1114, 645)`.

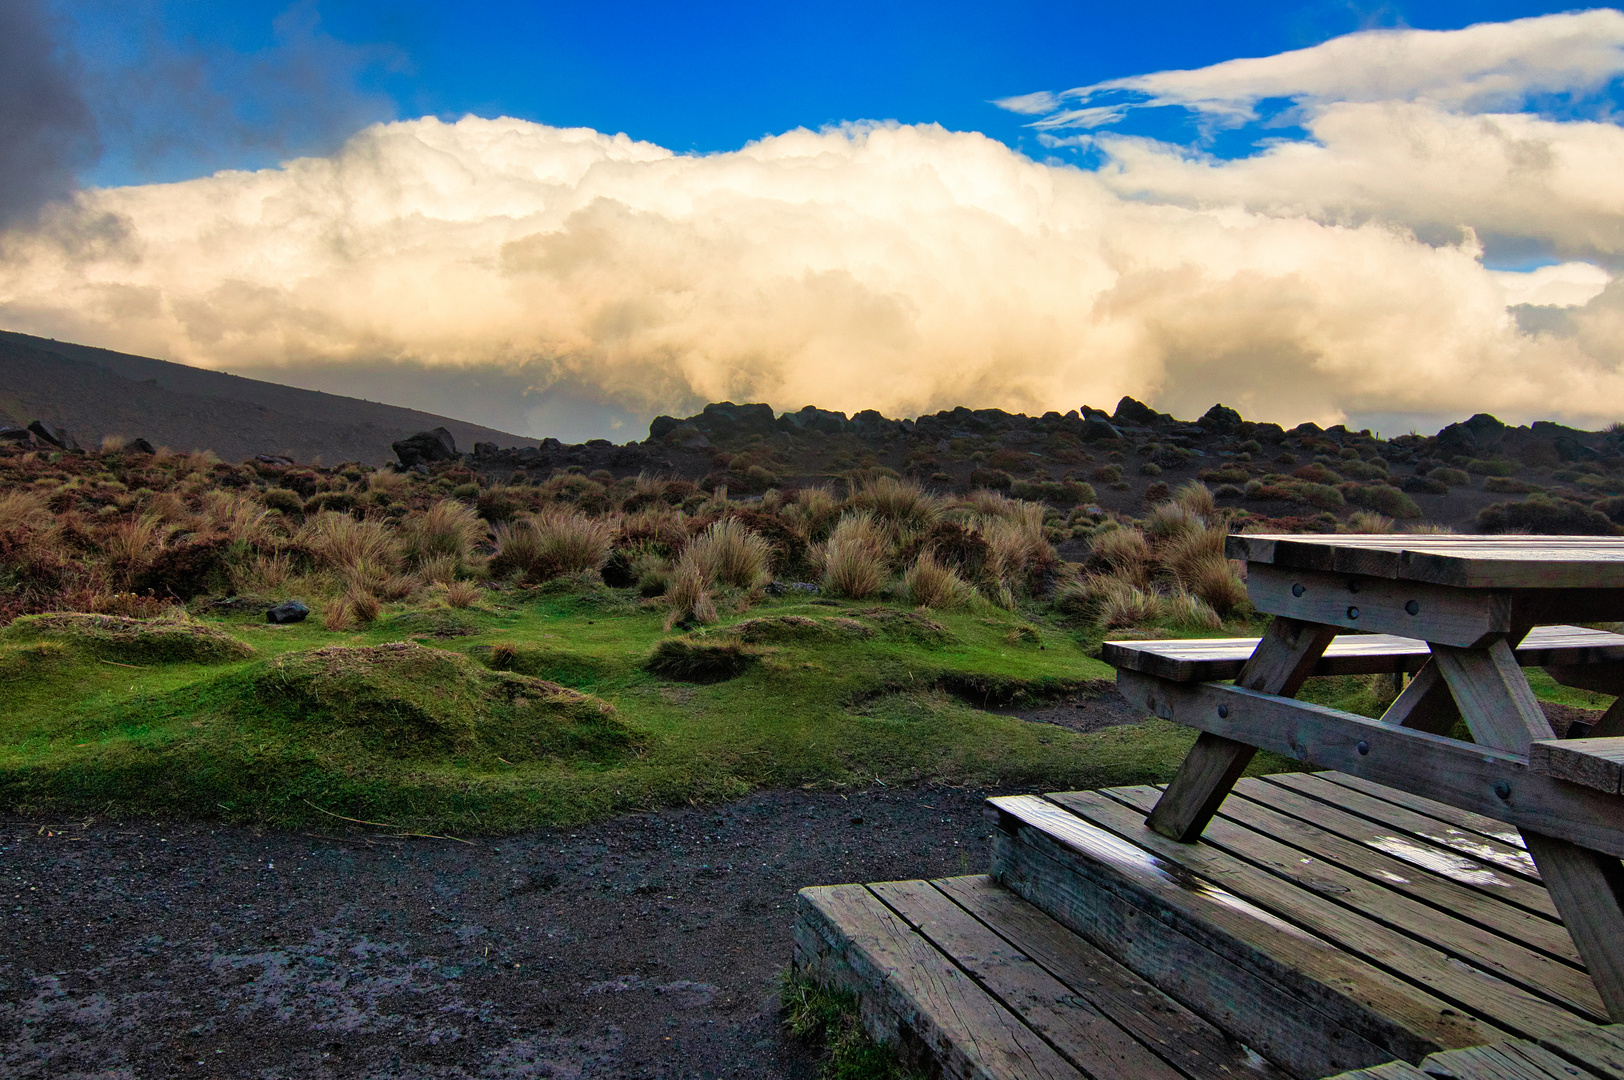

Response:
(2, 13), (1624, 440)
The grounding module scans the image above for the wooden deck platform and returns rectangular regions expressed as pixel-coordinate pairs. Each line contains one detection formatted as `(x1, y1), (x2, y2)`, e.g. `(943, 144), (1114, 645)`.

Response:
(795, 773), (1623, 1079)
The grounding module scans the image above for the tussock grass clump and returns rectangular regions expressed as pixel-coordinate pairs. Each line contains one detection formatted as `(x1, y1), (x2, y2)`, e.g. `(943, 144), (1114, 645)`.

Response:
(0, 612), (255, 664)
(490, 508), (614, 582)
(817, 512), (889, 599)
(663, 563), (718, 629)
(257, 642), (632, 760)
(682, 518), (772, 590)
(644, 636), (759, 682)
(904, 552), (978, 611)
(401, 499), (487, 573)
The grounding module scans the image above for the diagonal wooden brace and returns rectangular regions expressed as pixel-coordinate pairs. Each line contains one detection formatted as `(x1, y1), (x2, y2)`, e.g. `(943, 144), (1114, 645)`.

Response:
(1524, 832), (1624, 1022)
(1145, 616), (1337, 842)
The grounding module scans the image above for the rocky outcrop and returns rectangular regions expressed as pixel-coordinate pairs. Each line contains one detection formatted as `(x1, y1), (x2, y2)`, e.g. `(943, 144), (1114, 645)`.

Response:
(391, 427), (458, 468)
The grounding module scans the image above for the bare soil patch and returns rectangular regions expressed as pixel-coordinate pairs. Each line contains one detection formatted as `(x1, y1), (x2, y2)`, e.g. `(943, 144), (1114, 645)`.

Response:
(2, 784), (1019, 1079)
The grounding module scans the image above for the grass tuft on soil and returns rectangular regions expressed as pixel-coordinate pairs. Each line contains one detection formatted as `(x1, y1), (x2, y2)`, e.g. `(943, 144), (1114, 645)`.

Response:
(782, 975), (924, 1080)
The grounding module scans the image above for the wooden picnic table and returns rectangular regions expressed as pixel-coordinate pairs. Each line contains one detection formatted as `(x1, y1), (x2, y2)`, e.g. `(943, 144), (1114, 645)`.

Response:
(1113, 534), (1624, 1024)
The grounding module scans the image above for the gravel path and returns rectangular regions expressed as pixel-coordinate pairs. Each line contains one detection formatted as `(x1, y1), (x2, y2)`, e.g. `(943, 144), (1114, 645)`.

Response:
(1, 784), (1010, 1079)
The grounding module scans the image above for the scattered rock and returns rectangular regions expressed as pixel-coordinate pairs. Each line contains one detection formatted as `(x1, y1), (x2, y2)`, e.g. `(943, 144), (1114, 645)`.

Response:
(27, 419), (80, 451)
(391, 427), (458, 468)
(267, 600), (310, 624)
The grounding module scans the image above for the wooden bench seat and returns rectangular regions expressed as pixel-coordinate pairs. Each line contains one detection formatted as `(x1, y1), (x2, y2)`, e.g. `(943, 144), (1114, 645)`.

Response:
(1330, 1023), (1624, 1079)
(1103, 625), (1624, 684)
(1532, 738), (1624, 794)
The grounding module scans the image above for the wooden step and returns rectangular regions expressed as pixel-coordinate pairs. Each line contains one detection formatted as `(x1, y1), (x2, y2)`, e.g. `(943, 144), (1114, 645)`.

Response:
(1330, 1023), (1624, 1079)
(988, 775), (1605, 1079)
(793, 874), (1293, 1080)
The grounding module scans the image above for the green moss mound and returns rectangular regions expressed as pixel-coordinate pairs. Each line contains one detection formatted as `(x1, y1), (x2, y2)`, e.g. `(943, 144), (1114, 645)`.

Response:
(0, 613), (255, 664)
(257, 642), (635, 761)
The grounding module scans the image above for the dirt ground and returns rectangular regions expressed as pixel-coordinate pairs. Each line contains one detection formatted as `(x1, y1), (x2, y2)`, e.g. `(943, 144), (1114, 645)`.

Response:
(1, 779), (1025, 1080)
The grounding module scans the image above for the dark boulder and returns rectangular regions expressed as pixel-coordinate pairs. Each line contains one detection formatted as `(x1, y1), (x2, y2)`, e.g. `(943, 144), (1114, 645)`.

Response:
(267, 600), (310, 624)
(779, 406), (849, 434)
(696, 402), (777, 438)
(1079, 418), (1122, 442)
(1554, 435), (1603, 463)
(1201, 403), (1243, 433)
(1435, 413), (1506, 457)
(27, 419), (80, 451)
(647, 415), (681, 440)
(129, 437), (156, 454)
(473, 441), (500, 458)
(1112, 396), (1162, 426)
(0, 426), (33, 444)
(392, 427), (457, 468)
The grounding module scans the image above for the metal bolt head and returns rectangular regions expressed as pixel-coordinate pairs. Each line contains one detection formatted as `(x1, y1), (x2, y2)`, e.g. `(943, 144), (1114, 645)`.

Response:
(1217, 704), (1229, 719)
(1356, 740), (1370, 756)
(1405, 600), (1420, 616)
(1347, 606), (1360, 619)
(1291, 583), (1305, 597)
(1493, 780), (1512, 800)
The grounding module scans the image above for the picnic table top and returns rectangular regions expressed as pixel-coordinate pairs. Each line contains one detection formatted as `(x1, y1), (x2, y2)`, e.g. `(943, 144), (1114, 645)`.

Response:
(1226, 534), (1624, 590)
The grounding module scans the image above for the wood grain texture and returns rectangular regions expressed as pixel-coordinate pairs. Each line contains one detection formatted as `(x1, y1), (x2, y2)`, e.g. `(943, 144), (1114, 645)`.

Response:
(1225, 535), (1624, 590)
(1433, 639), (1556, 756)
(1539, 1024), (1624, 1078)
(795, 882), (1084, 1080)
(1530, 739), (1624, 795)
(930, 875), (1292, 1080)
(1421, 1040), (1598, 1079)
(1117, 670), (1624, 860)
(1523, 834), (1624, 1024)
(869, 878), (1187, 1080)
(1104, 626), (1624, 684)
(988, 794), (1456, 1076)
(1231, 777), (1571, 947)
(1065, 789), (1604, 1035)
(1327, 1063), (1434, 1080)
(1145, 616), (1336, 842)
(1105, 784), (1604, 1021)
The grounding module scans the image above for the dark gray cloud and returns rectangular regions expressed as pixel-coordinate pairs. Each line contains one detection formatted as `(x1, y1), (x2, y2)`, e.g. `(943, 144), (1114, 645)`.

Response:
(0, 0), (98, 228)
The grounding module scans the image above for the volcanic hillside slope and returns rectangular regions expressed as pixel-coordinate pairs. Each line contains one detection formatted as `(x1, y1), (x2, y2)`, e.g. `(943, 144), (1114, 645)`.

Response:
(0, 331), (532, 465)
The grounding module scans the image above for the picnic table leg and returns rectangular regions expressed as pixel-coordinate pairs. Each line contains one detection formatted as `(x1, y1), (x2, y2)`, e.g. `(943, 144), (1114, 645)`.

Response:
(1146, 617), (1337, 843)
(1376, 660), (1460, 735)
(1433, 635), (1624, 1022)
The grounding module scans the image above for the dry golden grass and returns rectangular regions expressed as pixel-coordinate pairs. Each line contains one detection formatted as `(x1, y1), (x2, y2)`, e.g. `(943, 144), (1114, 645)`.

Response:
(682, 518), (772, 590)
(491, 508), (613, 582)
(1172, 481), (1218, 519)
(664, 563), (718, 629)
(853, 476), (941, 532)
(402, 499), (487, 568)
(816, 512), (889, 599)
(904, 551), (977, 610)
(445, 580), (481, 608)
(1346, 510), (1396, 533)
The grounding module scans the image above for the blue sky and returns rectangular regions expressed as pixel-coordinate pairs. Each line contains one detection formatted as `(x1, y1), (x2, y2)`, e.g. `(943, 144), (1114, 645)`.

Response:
(60, 0), (1616, 187)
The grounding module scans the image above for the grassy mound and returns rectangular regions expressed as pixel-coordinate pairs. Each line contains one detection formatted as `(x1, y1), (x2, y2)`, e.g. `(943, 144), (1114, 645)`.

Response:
(0, 613), (255, 664)
(645, 636), (761, 682)
(257, 642), (634, 761)
(481, 643), (615, 689)
(729, 615), (873, 643)
(846, 607), (953, 644)
(373, 608), (482, 638)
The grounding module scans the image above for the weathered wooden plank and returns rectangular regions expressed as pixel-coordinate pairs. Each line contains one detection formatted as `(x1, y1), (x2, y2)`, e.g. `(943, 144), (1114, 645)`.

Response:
(794, 882), (1084, 1080)
(1232, 777), (1568, 937)
(1146, 616), (1337, 842)
(870, 878), (1188, 1080)
(1117, 670), (1624, 860)
(1530, 739), (1624, 795)
(1545, 665), (1624, 697)
(1421, 1040), (1597, 1079)
(1105, 785), (1604, 1020)
(1433, 639), (1557, 756)
(1539, 1024), (1624, 1079)
(1224, 535), (1624, 590)
(1247, 565), (1514, 646)
(988, 795), (1441, 1077)
(1105, 626), (1624, 684)
(1521, 835), (1624, 1024)
(1329, 1062), (1435, 1080)
(1307, 773), (1535, 858)
(930, 875), (1292, 1080)
(1060, 789), (1601, 1037)
(1266, 773), (1546, 887)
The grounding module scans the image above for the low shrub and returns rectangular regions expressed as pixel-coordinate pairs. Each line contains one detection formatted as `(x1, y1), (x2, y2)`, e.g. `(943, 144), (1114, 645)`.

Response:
(1466, 459), (1520, 477)
(904, 551), (977, 610)
(1484, 477), (1541, 494)
(1401, 476), (1450, 495)
(1345, 483), (1421, 520)
(1429, 467), (1470, 486)
(1091, 464), (1123, 484)
(1476, 496), (1619, 536)
(490, 508), (613, 582)
(967, 467), (1014, 490)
